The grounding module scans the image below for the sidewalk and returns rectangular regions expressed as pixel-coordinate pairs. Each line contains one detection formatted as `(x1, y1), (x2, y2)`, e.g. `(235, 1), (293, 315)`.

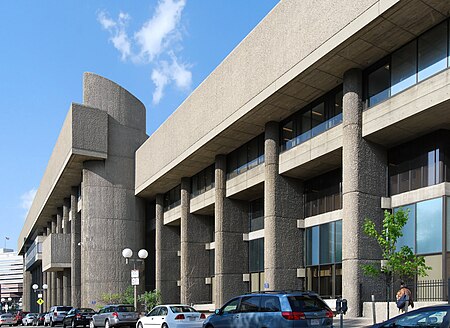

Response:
(336, 316), (374, 327)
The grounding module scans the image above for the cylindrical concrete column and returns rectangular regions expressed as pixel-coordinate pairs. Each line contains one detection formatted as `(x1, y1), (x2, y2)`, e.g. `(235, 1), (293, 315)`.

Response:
(63, 269), (70, 305)
(63, 198), (70, 234)
(43, 271), (48, 311)
(56, 208), (63, 234)
(155, 194), (180, 303)
(214, 155), (248, 307)
(342, 68), (386, 316)
(264, 121), (303, 291)
(71, 187), (81, 308)
(51, 216), (57, 234)
(180, 178), (211, 304)
(50, 272), (57, 307)
(56, 271), (63, 305)
(23, 263), (32, 311)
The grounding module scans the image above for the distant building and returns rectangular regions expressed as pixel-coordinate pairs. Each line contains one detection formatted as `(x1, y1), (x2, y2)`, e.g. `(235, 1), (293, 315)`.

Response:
(0, 249), (23, 308)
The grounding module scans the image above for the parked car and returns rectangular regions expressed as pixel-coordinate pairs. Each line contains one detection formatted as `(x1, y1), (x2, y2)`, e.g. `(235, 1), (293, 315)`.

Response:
(15, 311), (29, 326)
(33, 313), (46, 326)
(0, 313), (17, 327)
(368, 304), (450, 327)
(23, 314), (38, 326)
(137, 305), (206, 328)
(63, 308), (96, 328)
(90, 304), (138, 328)
(203, 290), (334, 328)
(45, 307), (72, 327)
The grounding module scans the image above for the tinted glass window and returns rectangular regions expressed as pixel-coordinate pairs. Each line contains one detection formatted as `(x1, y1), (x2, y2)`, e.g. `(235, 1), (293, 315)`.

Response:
(147, 308), (160, 316)
(287, 295), (328, 312)
(249, 238), (264, 272)
(160, 307), (168, 316)
(418, 21), (448, 81)
(79, 309), (95, 313)
(56, 307), (72, 312)
(320, 223), (335, 264)
(260, 296), (281, 312)
(395, 205), (415, 252)
(222, 298), (240, 314)
(391, 41), (417, 95)
(170, 306), (196, 313)
(239, 296), (260, 313)
(367, 63), (390, 106)
(416, 198), (442, 254)
(115, 306), (134, 313)
(390, 309), (448, 327)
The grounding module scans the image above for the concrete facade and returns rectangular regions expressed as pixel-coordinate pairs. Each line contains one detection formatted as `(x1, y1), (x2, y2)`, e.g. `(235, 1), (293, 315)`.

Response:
(19, 0), (450, 317)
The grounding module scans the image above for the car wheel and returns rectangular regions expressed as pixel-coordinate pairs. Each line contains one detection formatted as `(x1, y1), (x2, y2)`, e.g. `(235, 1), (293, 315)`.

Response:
(161, 324), (168, 328)
(50, 321), (54, 327)
(104, 321), (109, 328)
(70, 321), (76, 328)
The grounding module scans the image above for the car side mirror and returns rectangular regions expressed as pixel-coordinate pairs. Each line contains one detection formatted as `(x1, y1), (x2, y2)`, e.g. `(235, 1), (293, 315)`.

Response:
(214, 309), (222, 315)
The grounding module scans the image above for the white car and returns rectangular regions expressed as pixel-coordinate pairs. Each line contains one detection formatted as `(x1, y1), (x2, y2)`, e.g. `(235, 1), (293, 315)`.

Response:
(23, 314), (38, 326)
(136, 305), (206, 328)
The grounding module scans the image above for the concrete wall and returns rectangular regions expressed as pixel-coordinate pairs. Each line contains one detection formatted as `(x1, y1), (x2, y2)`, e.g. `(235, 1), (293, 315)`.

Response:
(42, 234), (71, 271)
(135, 0), (395, 193)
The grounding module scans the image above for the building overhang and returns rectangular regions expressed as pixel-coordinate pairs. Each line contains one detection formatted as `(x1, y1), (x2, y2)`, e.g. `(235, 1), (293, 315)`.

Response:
(136, 0), (450, 200)
(18, 104), (108, 254)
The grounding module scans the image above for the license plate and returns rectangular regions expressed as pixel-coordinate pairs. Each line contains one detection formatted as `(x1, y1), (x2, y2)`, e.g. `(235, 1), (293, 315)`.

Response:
(311, 319), (320, 325)
(188, 317), (195, 321)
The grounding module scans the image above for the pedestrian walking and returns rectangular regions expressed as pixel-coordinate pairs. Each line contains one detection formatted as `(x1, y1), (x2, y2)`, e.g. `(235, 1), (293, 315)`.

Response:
(396, 282), (414, 313)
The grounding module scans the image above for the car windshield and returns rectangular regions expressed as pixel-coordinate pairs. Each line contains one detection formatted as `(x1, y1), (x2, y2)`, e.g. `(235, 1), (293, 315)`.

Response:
(56, 307), (72, 312)
(170, 306), (196, 313)
(79, 308), (95, 313)
(1, 314), (13, 317)
(115, 306), (134, 313)
(287, 295), (329, 312)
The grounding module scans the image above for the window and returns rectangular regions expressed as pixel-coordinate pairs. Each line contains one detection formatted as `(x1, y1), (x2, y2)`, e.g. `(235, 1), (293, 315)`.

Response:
(304, 169), (342, 217)
(249, 198), (264, 232)
(163, 185), (181, 211)
(239, 296), (260, 313)
(416, 198), (442, 255)
(366, 19), (450, 107)
(260, 296), (281, 312)
(227, 134), (264, 178)
(222, 298), (240, 314)
(249, 238), (264, 272)
(191, 164), (215, 197)
(281, 86), (343, 151)
(395, 204), (415, 252)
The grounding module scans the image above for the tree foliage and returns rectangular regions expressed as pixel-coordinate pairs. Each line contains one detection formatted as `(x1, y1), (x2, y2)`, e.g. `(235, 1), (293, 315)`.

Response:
(138, 290), (162, 312)
(362, 209), (430, 281)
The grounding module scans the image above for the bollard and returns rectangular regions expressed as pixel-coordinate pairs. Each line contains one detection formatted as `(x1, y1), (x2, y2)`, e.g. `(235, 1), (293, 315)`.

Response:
(371, 294), (376, 324)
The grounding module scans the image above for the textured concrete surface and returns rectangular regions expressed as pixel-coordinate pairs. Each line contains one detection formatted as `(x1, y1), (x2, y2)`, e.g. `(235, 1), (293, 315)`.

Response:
(342, 68), (387, 316)
(70, 187), (81, 308)
(155, 194), (180, 303)
(42, 233), (71, 271)
(264, 122), (304, 291)
(215, 155), (249, 307)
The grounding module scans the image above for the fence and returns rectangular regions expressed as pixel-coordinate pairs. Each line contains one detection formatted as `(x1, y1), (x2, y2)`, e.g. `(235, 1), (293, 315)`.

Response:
(409, 279), (448, 302)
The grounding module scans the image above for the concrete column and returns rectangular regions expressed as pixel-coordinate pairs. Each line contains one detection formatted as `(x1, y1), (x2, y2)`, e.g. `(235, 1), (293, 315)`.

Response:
(264, 121), (304, 291)
(56, 271), (63, 305)
(71, 187), (81, 307)
(342, 68), (386, 316)
(56, 208), (63, 234)
(155, 194), (180, 303)
(63, 198), (70, 234)
(42, 271), (48, 311)
(63, 269), (70, 305)
(51, 216), (57, 234)
(23, 264), (32, 311)
(80, 73), (147, 306)
(51, 272), (57, 307)
(180, 178), (211, 304)
(214, 155), (248, 307)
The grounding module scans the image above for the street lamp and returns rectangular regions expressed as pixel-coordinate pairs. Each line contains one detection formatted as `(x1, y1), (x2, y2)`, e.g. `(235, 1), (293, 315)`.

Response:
(32, 284), (48, 313)
(122, 248), (148, 312)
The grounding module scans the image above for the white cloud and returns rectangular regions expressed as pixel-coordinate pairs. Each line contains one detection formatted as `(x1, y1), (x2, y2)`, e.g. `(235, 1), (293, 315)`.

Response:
(151, 54), (192, 104)
(97, 11), (132, 61)
(135, 0), (186, 62)
(20, 188), (37, 219)
(97, 0), (192, 104)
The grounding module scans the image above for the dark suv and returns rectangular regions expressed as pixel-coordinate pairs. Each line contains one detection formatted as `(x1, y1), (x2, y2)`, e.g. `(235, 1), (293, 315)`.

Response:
(203, 291), (333, 328)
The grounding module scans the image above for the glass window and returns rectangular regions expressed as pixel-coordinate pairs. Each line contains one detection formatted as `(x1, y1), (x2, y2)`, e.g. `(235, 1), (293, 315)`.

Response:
(447, 197), (450, 251)
(368, 63), (390, 107)
(260, 296), (281, 312)
(249, 198), (264, 232)
(396, 205), (416, 252)
(390, 310), (448, 327)
(249, 238), (264, 272)
(335, 220), (342, 263)
(391, 41), (417, 95)
(311, 102), (326, 137)
(416, 198), (442, 254)
(310, 226), (319, 266)
(222, 298), (240, 314)
(239, 296), (260, 313)
(418, 21), (448, 81)
(320, 223), (335, 264)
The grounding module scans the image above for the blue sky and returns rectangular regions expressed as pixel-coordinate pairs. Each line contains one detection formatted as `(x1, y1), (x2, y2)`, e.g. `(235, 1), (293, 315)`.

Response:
(0, 1), (279, 250)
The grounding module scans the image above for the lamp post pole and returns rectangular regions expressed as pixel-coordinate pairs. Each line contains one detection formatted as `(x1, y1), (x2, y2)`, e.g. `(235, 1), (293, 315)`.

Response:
(122, 248), (148, 312)
(32, 283), (48, 313)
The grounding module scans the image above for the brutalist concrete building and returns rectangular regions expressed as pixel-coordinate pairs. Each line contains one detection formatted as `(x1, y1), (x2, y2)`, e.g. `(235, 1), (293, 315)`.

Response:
(20, 0), (450, 317)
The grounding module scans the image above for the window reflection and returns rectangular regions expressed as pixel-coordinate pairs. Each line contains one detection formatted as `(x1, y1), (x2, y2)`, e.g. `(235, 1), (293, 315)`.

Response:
(227, 134), (264, 179)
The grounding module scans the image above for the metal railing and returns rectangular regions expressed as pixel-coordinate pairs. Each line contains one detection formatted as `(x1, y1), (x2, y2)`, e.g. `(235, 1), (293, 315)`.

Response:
(409, 279), (448, 302)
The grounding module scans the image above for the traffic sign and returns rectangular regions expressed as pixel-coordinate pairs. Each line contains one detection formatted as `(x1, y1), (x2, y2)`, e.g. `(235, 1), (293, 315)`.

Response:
(37, 298), (44, 305)
(131, 277), (139, 286)
(131, 269), (139, 278)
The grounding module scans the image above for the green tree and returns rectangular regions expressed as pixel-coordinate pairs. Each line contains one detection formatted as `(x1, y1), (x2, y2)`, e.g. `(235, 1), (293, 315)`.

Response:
(138, 290), (162, 312)
(362, 209), (430, 281)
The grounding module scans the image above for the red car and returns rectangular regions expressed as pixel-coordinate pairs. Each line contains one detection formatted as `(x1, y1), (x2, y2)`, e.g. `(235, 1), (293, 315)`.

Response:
(14, 311), (29, 326)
